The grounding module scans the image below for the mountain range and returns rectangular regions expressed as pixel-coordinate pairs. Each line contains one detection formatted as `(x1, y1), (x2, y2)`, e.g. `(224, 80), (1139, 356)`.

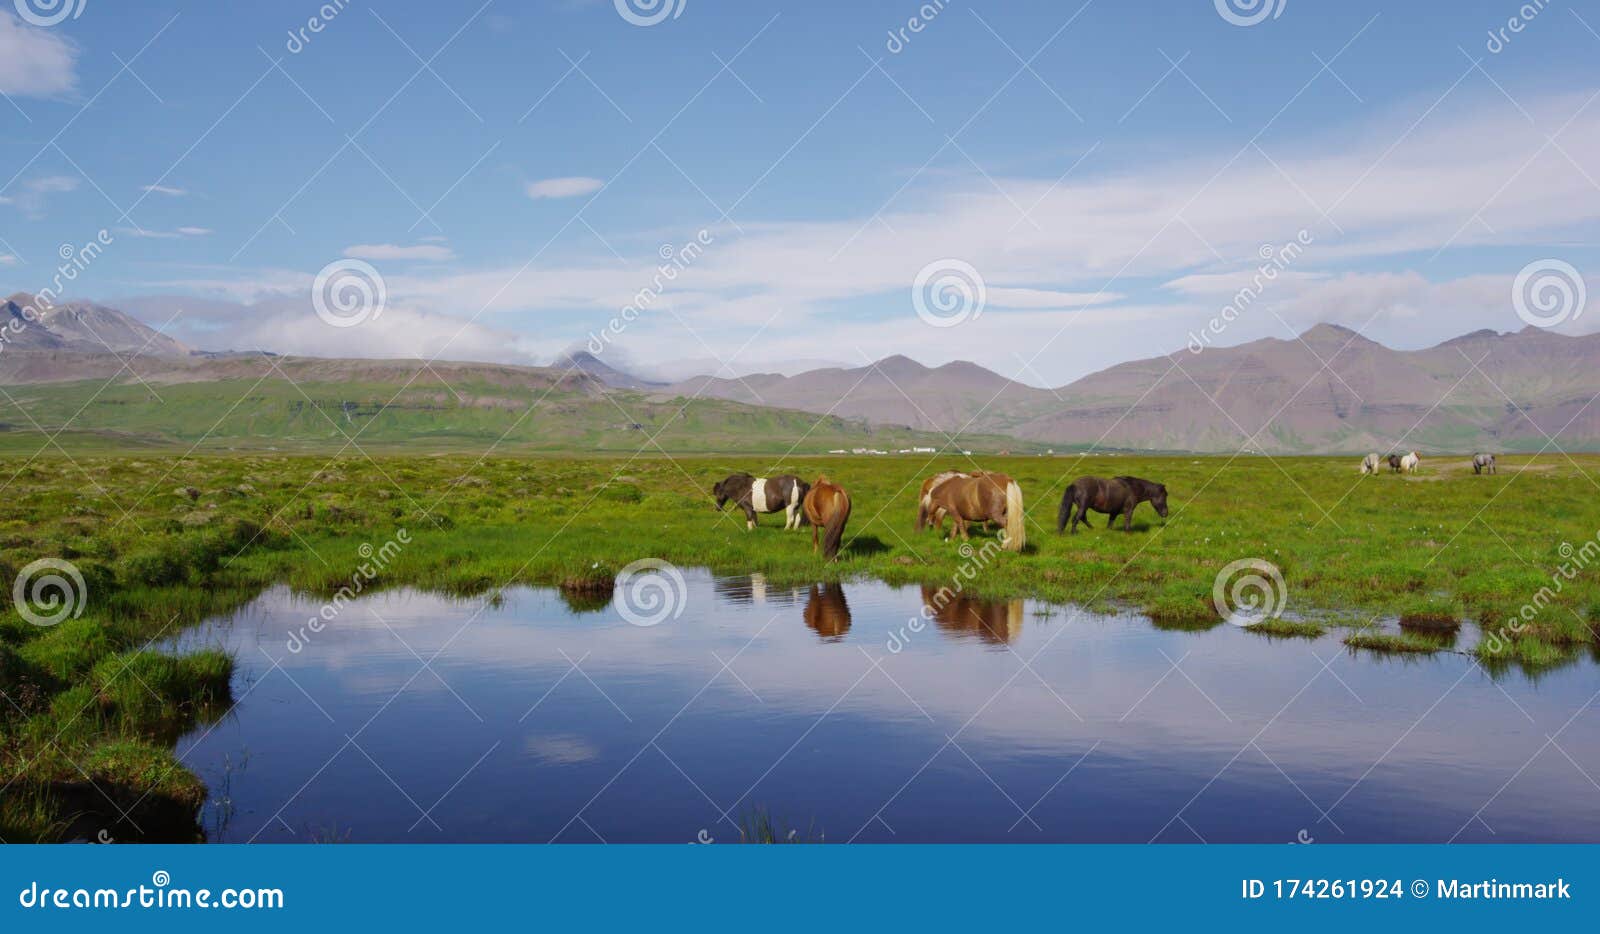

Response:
(2, 294), (1597, 453)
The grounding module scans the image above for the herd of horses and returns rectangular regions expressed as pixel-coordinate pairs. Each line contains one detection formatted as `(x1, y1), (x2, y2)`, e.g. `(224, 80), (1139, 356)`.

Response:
(1358, 451), (1498, 475)
(712, 469), (1169, 562)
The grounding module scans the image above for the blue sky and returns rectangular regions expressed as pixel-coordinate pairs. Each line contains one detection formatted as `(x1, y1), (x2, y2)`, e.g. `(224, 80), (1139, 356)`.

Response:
(1, 0), (1597, 384)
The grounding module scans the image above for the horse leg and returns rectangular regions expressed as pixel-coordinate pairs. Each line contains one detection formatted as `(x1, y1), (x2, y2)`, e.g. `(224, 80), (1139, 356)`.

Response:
(744, 504), (757, 530)
(1106, 510), (1117, 529)
(1125, 507), (1135, 532)
(811, 519), (820, 553)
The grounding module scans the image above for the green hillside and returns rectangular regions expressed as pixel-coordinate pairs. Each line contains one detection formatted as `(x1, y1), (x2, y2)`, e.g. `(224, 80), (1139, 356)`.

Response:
(0, 377), (1032, 455)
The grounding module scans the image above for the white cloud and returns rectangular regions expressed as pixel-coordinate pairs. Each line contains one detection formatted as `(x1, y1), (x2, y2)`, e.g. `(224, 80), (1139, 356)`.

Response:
(0, 14), (77, 98)
(0, 254), (16, 266)
(525, 176), (604, 200)
(343, 242), (456, 262)
(141, 184), (187, 197)
(5, 175), (79, 217)
(117, 225), (213, 239)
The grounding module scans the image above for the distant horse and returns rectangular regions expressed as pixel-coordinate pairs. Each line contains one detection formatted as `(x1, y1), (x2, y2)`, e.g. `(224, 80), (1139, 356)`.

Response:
(1472, 453), (1496, 475)
(925, 473), (1025, 552)
(1057, 476), (1169, 534)
(713, 472), (809, 530)
(802, 475), (852, 560)
(1400, 451), (1420, 474)
(1360, 452), (1381, 475)
(916, 469), (1005, 533)
(1387, 454), (1404, 473)
(802, 582), (852, 640)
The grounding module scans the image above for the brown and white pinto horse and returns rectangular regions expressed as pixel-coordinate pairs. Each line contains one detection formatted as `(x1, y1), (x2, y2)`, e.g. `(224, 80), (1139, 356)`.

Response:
(924, 473), (1025, 552)
(802, 475), (852, 561)
(713, 472), (809, 530)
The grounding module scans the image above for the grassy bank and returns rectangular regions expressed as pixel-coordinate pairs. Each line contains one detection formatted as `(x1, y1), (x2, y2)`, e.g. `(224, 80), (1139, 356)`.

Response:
(2, 451), (1597, 840)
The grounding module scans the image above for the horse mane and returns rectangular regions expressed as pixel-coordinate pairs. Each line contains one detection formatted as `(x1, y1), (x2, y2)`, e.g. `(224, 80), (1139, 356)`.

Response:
(1113, 475), (1160, 494)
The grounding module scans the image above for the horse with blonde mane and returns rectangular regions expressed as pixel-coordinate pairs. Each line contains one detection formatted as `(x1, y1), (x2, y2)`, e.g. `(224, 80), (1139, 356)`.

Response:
(1360, 452), (1380, 475)
(802, 475), (852, 561)
(1400, 451), (1420, 474)
(924, 473), (1025, 552)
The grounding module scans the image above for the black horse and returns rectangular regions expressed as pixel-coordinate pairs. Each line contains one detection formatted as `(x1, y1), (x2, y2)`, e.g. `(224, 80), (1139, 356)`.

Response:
(1057, 475), (1169, 533)
(1387, 453), (1403, 473)
(713, 472), (810, 530)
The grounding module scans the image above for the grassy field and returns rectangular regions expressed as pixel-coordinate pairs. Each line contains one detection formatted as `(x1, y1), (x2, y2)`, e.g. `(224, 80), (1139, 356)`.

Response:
(2, 450), (1597, 840)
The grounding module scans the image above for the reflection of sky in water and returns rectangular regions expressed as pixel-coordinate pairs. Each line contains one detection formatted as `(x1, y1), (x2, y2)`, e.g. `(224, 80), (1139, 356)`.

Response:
(170, 572), (1600, 843)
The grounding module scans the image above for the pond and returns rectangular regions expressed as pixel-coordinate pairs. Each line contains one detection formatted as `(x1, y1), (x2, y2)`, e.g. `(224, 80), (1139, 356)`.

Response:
(169, 572), (1600, 843)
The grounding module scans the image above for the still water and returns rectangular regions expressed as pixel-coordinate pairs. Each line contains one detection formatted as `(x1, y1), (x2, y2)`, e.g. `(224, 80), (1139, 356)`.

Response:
(170, 573), (1600, 843)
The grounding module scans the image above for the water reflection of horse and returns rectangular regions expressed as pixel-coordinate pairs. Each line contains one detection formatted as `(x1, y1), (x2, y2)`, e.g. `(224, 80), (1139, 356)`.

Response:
(920, 585), (1024, 644)
(803, 583), (852, 641)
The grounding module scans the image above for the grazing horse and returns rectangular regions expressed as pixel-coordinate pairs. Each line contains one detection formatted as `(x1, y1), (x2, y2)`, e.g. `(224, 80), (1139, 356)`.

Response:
(916, 469), (1006, 533)
(925, 473), (1025, 552)
(1472, 452), (1497, 475)
(1057, 476), (1169, 534)
(713, 472), (809, 530)
(916, 470), (970, 531)
(1400, 451), (1420, 474)
(1387, 453), (1404, 473)
(802, 475), (852, 561)
(1360, 452), (1381, 475)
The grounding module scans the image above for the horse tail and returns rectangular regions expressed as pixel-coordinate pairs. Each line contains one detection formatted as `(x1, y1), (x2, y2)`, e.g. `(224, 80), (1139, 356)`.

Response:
(1056, 483), (1075, 532)
(822, 490), (851, 561)
(1004, 481), (1025, 552)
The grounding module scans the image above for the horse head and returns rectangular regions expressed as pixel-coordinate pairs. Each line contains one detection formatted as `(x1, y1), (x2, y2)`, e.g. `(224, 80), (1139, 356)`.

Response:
(1151, 483), (1169, 518)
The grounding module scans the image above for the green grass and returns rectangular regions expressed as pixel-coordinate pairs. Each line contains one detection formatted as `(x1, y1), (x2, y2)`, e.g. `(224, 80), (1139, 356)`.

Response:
(1, 450), (1597, 840)
(1245, 618), (1326, 639)
(1342, 632), (1446, 655)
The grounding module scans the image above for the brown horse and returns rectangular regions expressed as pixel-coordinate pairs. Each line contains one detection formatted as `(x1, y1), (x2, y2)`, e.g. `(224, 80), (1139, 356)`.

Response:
(915, 470), (969, 531)
(1057, 476), (1168, 533)
(916, 469), (1010, 533)
(925, 473), (1025, 552)
(802, 475), (852, 560)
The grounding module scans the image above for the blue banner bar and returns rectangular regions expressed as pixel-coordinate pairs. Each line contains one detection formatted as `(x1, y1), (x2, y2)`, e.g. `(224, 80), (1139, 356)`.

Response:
(2, 845), (1590, 930)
